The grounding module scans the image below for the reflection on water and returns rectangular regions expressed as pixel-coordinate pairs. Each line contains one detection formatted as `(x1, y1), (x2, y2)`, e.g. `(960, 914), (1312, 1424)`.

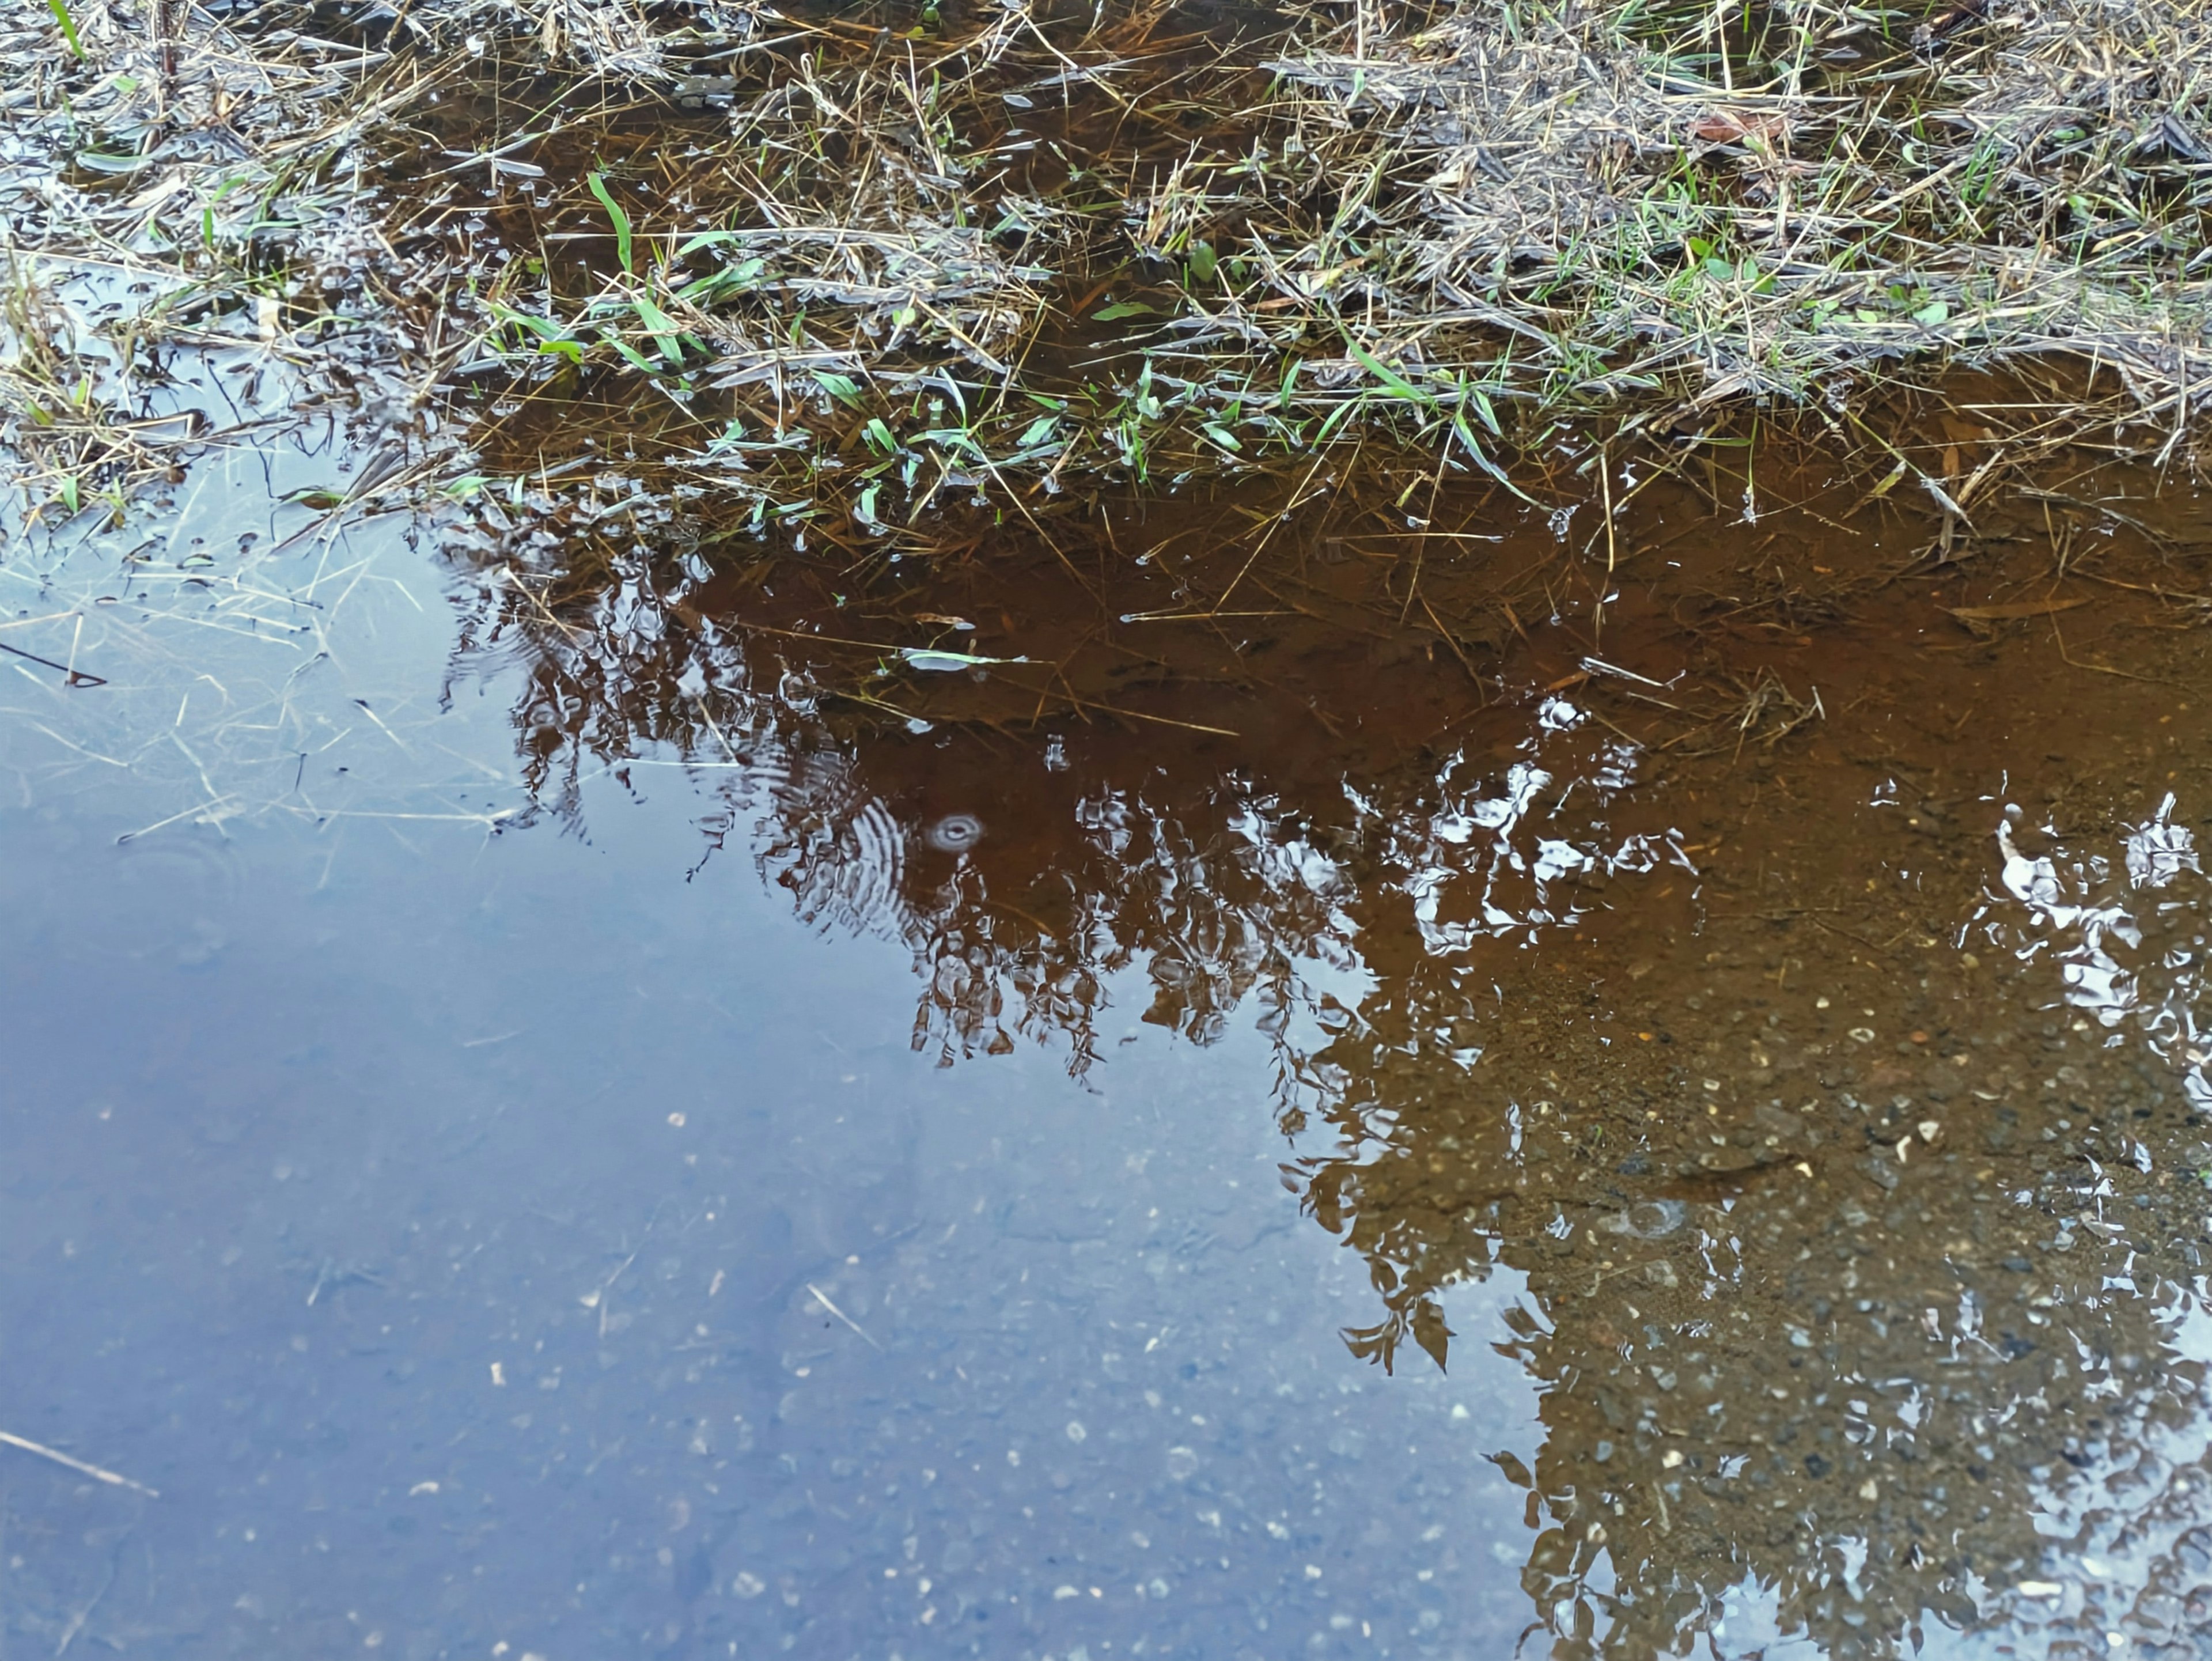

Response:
(1993, 798), (2212, 1109)
(12, 416), (2212, 1656)
(442, 443), (2212, 1658)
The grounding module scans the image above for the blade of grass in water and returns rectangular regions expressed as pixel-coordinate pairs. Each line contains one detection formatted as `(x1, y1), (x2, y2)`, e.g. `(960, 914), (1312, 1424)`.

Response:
(586, 172), (633, 275)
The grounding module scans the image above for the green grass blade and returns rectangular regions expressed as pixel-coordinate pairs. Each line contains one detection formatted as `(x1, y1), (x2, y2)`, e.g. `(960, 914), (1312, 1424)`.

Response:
(46, 0), (83, 58)
(586, 172), (634, 274)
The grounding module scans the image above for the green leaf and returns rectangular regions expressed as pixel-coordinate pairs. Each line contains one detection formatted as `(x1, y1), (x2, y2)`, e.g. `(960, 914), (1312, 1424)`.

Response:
(863, 417), (899, 455)
(1186, 240), (1218, 284)
(489, 305), (586, 362)
(1912, 298), (1950, 327)
(599, 329), (661, 375)
(815, 370), (864, 408)
(1311, 390), (1370, 447)
(1450, 414), (1540, 506)
(673, 230), (747, 256)
(1348, 340), (1433, 408)
(46, 0), (82, 58)
(918, 427), (990, 463)
(676, 258), (765, 305)
(76, 150), (154, 175)
(495, 307), (567, 342)
(1464, 383), (1501, 436)
(632, 294), (683, 365)
(586, 171), (634, 274)
(1092, 301), (1156, 320)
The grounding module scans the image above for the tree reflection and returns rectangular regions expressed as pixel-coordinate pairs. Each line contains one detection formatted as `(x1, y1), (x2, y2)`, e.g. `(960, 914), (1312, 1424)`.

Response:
(452, 483), (2212, 1658)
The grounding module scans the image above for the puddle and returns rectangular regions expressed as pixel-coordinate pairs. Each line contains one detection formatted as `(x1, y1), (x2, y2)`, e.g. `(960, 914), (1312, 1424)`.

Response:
(13, 40), (2212, 1637)
(7, 384), (2212, 1661)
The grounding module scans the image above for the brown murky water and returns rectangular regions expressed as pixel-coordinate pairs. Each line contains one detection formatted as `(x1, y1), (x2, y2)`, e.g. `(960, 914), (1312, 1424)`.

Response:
(9, 285), (2212, 1660)
(457, 419), (2212, 1657)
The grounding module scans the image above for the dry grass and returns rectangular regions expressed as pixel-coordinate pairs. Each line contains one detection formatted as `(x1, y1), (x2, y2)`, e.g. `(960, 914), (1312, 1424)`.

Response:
(431, 0), (2212, 553)
(6, 0), (2212, 547)
(0, 0), (462, 528)
(1273, 0), (2212, 414)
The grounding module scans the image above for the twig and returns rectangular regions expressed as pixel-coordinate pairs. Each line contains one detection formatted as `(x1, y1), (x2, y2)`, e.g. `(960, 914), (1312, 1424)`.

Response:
(0, 1430), (156, 1499)
(0, 642), (104, 688)
(806, 1284), (885, 1351)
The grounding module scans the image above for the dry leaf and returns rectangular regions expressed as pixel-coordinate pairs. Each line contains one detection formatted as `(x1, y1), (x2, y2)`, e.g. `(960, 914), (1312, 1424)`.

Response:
(1690, 110), (1787, 147)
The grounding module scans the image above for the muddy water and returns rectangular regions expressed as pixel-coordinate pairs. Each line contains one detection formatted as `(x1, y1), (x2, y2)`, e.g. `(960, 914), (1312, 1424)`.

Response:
(7, 400), (2212, 1661)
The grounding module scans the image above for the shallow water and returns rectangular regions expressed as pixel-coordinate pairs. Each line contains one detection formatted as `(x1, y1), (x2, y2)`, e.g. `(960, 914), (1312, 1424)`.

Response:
(10, 360), (2212, 1661)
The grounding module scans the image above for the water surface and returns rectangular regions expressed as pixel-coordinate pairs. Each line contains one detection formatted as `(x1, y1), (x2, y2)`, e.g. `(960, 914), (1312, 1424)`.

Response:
(7, 384), (2212, 1661)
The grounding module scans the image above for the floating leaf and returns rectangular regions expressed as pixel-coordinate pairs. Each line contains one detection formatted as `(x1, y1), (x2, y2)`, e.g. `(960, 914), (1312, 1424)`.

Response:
(76, 150), (154, 175)
(1948, 596), (2091, 623)
(897, 646), (1028, 672)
